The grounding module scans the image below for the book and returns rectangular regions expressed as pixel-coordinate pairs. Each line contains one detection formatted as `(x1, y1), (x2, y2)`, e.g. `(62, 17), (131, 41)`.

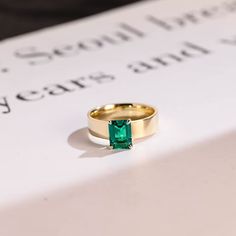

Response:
(0, 0), (236, 235)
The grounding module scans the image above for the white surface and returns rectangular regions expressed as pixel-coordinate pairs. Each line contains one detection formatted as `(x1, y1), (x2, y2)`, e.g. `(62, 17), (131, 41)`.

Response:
(0, 0), (236, 235)
(88, 132), (110, 146)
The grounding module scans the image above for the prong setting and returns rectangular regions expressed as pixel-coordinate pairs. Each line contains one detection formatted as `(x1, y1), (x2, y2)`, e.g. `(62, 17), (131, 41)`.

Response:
(108, 120), (133, 150)
(126, 119), (131, 125)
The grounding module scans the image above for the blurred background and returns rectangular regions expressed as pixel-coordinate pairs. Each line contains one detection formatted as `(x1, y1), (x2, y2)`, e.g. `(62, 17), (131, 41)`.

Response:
(0, 0), (142, 40)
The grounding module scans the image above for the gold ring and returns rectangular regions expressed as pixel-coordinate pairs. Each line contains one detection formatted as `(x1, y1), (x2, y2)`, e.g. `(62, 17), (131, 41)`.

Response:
(88, 103), (158, 149)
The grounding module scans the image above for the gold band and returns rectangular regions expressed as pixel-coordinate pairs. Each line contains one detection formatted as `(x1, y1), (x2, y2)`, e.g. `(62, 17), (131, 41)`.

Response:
(88, 103), (158, 140)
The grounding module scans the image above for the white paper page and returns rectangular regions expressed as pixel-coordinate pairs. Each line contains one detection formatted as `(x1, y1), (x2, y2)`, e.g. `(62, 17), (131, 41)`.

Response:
(0, 0), (236, 235)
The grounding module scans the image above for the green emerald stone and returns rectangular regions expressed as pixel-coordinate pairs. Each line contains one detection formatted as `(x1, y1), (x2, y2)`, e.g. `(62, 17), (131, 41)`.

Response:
(108, 120), (132, 149)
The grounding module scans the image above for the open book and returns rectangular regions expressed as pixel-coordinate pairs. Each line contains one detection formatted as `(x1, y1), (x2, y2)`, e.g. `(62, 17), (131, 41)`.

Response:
(0, 0), (236, 235)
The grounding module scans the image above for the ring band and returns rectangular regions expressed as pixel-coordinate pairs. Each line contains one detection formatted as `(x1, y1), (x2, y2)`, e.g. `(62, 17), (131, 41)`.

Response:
(88, 103), (158, 149)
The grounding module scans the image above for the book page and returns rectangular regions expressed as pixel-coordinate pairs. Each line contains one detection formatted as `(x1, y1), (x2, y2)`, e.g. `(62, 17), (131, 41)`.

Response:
(0, 0), (236, 235)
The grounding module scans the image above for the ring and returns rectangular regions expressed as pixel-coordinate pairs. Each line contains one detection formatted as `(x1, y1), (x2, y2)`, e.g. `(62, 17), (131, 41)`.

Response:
(88, 103), (158, 149)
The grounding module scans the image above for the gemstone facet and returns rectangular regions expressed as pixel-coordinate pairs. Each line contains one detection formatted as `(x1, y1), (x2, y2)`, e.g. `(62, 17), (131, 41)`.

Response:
(108, 120), (132, 149)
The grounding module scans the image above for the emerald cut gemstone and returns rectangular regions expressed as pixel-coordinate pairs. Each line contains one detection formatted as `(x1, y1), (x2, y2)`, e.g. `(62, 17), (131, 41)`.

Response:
(108, 120), (132, 149)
